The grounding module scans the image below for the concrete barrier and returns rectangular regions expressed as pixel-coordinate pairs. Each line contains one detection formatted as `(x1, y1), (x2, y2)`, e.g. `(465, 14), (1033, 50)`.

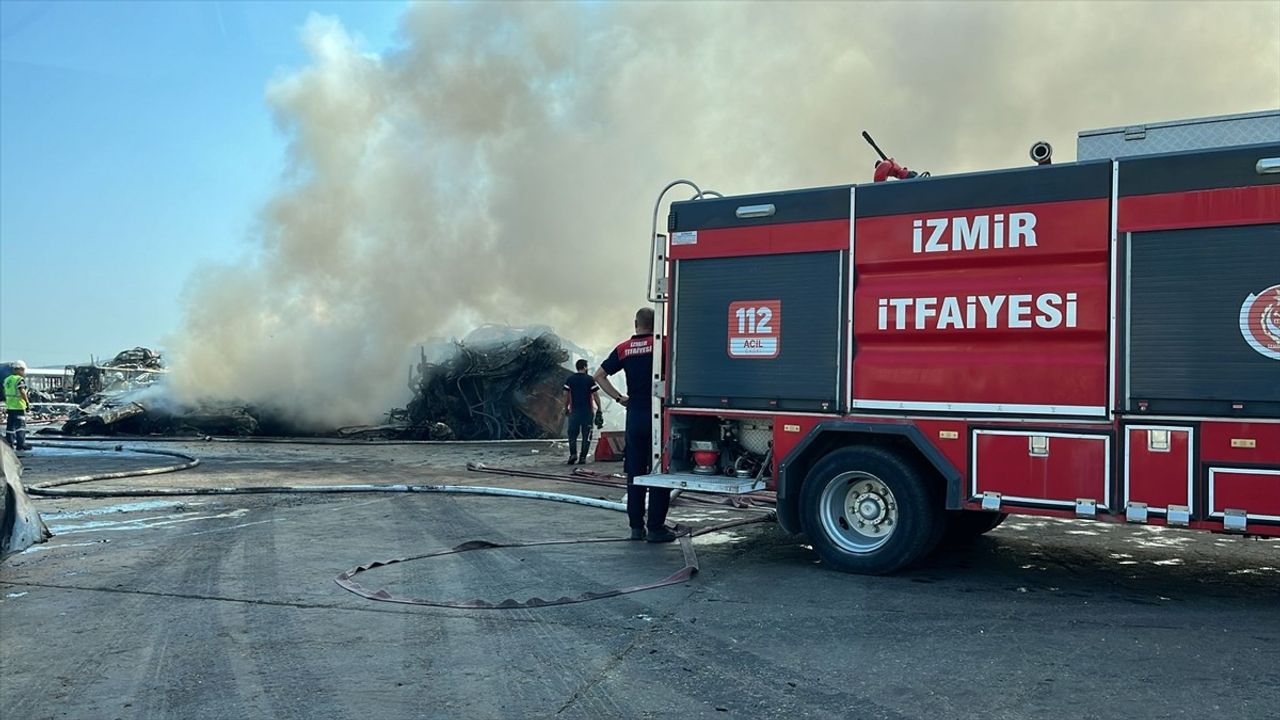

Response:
(2, 441), (51, 559)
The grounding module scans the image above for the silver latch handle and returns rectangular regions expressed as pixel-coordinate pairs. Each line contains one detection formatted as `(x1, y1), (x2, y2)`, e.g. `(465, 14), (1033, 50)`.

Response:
(1257, 157), (1280, 175)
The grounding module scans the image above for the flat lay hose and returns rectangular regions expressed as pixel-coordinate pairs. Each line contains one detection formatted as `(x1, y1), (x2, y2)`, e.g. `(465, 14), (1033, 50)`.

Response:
(21, 442), (775, 608)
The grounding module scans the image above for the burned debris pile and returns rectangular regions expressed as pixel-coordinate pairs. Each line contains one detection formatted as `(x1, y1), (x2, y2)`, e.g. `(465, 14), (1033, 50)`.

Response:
(402, 327), (572, 441)
(71, 347), (165, 404)
(59, 348), (211, 436)
(63, 397), (262, 437)
(53, 347), (258, 437)
(105, 347), (165, 369)
(45, 330), (581, 441)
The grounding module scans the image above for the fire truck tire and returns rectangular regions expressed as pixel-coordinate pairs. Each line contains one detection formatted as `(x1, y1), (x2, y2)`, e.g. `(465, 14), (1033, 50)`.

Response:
(944, 510), (1007, 541)
(798, 446), (941, 575)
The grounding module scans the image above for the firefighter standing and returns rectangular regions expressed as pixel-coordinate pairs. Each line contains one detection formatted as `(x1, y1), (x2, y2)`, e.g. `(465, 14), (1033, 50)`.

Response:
(563, 359), (604, 465)
(594, 308), (675, 543)
(4, 361), (32, 451)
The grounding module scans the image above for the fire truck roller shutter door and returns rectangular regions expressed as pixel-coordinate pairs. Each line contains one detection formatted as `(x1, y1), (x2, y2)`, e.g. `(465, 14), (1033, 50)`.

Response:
(671, 251), (844, 412)
(1126, 223), (1280, 417)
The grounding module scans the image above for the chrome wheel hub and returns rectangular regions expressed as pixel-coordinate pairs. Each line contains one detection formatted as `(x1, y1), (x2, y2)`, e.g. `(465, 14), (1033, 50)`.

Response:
(819, 472), (898, 553)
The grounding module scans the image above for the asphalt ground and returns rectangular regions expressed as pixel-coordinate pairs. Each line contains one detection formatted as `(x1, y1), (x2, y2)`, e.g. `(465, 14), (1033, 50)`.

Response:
(1, 440), (1277, 720)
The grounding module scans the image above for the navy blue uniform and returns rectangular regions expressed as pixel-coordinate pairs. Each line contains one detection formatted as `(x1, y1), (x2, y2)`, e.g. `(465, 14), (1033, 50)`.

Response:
(563, 373), (598, 416)
(600, 333), (670, 531)
(563, 372), (598, 460)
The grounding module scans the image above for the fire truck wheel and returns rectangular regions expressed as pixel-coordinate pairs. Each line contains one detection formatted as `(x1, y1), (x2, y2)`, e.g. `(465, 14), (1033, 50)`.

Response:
(944, 510), (1007, 542)
(799, 446), (940, 575)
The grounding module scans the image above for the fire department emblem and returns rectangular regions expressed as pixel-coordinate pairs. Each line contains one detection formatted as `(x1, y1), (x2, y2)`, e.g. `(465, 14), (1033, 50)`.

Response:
(1239, 284), (1280, 360)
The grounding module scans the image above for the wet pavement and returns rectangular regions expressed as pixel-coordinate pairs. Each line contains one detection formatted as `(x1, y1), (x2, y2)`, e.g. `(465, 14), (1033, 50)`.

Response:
(2, 440), (1277, 719)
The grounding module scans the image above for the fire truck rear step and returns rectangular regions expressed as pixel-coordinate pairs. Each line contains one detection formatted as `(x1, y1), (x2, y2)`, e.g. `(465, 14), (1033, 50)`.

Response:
(634, 472), (767, 495)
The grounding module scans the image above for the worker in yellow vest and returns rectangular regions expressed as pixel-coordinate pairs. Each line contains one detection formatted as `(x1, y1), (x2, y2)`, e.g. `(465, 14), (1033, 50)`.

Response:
(4, 360), (32, 451)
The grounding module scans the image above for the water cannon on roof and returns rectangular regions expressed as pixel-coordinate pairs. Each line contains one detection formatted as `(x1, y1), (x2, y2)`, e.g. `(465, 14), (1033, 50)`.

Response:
(862, 130), (930, 182)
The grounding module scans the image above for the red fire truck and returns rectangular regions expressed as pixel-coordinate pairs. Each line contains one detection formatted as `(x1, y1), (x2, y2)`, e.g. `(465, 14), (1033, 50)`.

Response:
(635, 111), (1280, 574)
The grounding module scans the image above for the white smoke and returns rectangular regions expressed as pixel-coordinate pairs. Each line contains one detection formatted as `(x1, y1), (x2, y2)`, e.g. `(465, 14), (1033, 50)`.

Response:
(167, 1), (1280, 428)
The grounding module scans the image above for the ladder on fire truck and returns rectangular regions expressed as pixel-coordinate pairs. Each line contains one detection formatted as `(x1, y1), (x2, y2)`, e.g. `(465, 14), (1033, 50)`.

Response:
(635, 180), (771, 496)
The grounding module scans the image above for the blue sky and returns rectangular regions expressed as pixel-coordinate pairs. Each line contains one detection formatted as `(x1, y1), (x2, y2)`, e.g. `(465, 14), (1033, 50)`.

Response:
(0, 1), (406, 366)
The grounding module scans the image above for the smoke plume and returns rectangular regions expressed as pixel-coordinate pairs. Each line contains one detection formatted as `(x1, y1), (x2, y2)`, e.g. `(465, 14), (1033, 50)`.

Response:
(167, 1), (1280, 428)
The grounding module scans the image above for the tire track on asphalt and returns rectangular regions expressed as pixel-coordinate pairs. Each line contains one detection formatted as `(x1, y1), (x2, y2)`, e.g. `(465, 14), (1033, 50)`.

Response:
(232, 500), (345, 720)
(2, 615), (118, 720)
(389, 492), (632, 718)
(6, 515), (245, 720)
(553, 531), (917, 720)
(388, 492), (519, 718)
(551, 584), (700, 719)
(130, 512), (248, 720)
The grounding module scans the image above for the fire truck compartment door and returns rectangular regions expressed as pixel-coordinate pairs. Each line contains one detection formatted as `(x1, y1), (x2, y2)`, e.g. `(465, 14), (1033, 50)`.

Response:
(670, 251), (845, 411)
(972, 430), (1111, 511)
(1125, 223), (1280, 417)
(1207, 467), (1280, 527)
(1123, 425), (1193, 516)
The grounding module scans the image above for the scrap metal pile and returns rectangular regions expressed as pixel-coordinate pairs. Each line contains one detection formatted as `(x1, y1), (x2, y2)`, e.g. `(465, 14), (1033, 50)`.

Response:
(401, 327), (573, 441)
(59, 347), (206, 435)
(71, 347), (165, 404)
(55, 347), (261, 436)
(46, 330), (581, 440)
(46, 346), (351, 435)
(62, 396), (262, 437)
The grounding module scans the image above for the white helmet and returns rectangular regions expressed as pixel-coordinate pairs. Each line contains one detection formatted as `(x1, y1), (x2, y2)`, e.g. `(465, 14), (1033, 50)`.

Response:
(12, 360), (27, 371)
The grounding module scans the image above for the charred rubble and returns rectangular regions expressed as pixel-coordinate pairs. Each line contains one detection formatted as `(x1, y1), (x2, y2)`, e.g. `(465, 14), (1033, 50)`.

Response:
(49, 331), (583, 441)
(16, 347), (259, 437)
(400, 327), (573, 441)
(71, 347), (165, 404)
(62, 397), (264, 437)
(3, 350), (156, 427)
(58, 347), (263, 436)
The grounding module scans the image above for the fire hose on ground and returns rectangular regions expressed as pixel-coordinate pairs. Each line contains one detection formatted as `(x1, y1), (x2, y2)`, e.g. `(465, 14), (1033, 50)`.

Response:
(16, 441), (776, 609)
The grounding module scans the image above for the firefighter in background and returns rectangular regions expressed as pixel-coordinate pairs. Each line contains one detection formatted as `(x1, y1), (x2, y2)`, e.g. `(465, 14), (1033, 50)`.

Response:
(562, 359), (605, 465)
(4, 361), (32, 451)
(594, 308), (676, 543)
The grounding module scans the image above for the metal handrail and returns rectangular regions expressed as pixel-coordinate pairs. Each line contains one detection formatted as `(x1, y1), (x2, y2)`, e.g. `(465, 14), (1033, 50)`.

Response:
(648, 179), (720, 302)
